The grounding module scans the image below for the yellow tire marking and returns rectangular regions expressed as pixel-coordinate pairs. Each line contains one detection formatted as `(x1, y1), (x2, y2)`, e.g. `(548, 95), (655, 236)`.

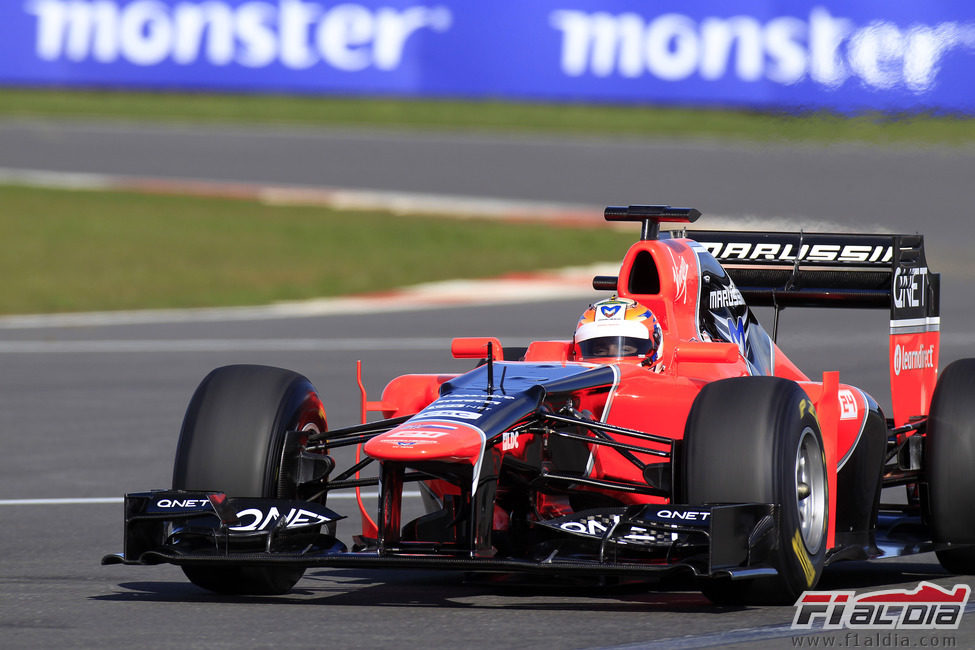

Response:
(799, 398), (817, 419)
(792, 528), (817, 587)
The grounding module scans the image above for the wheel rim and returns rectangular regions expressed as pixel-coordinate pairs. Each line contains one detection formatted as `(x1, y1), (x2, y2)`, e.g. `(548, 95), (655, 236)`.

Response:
(795, 427), (827, 554)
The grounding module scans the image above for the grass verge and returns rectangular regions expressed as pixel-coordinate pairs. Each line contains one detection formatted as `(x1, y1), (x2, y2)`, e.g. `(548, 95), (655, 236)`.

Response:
(2, 88), (974, 145)
(0, 184), (632, 315)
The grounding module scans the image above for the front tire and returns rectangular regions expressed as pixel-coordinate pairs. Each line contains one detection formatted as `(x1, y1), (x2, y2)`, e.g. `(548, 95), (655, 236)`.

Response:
(172, 364), (328, 595)
(683, 377), (828, 605)
(925, 359), (975, 573)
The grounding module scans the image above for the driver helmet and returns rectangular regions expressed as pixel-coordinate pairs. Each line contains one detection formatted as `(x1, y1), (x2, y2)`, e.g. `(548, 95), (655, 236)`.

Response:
(573, 297), (663, 363)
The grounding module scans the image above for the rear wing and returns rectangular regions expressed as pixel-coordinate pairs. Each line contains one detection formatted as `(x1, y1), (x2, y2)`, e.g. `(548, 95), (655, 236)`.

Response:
(592, 207), (940, 425)
(688, 230), (940, 426)
(687, 231), (940, 315)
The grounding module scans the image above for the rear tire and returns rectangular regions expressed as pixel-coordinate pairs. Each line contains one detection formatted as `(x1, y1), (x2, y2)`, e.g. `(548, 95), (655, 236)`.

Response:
(925, 359), (975, 574)
(683, 377), (828, 605)
(172, 364), (328, 595)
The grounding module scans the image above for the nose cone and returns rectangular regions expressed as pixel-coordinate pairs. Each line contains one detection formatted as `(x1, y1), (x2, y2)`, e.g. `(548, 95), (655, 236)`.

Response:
(364, 420), (485, 463)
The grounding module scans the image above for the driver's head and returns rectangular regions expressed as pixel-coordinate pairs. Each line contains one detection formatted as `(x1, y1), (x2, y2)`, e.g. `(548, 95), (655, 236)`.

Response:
(573, 297), (662, 362)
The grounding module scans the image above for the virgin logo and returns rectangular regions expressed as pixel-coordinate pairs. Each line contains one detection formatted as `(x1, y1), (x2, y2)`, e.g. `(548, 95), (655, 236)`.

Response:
(672, 257), (689, 304)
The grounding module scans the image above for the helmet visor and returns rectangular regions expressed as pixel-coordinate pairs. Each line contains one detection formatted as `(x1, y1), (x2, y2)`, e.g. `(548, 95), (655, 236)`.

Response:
(578, 336), (653, 358)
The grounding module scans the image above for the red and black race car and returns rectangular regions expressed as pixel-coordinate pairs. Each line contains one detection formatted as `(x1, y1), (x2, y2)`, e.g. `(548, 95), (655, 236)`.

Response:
(104, 205), (970, 604)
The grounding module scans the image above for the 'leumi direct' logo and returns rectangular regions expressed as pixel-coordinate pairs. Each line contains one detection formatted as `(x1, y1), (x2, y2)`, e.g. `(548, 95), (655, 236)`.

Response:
(792, 582), (970, 630)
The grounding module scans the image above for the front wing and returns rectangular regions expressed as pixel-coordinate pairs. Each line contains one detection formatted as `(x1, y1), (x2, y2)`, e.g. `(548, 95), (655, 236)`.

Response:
(103, 491), (780, 581)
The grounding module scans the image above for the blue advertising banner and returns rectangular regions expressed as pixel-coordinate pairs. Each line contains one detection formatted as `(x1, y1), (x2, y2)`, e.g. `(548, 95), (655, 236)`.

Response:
(2, 1), (974, 113)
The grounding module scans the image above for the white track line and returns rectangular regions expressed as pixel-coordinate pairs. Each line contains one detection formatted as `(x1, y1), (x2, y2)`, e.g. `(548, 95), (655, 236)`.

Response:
(0, 166), (603, 223)
(0, 264), (615, 329)
(0, 492), (421, 506)
(0, 498), (124, 505)
(0, 166), (880, 232)
(0, 337), (457, 353)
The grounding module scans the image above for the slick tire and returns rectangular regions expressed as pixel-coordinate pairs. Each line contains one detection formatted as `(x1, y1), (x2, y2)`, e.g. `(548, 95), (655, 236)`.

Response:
(683, 377), (828, 605)
(925, 359), (975, 574)
(172, 364), (328, 595)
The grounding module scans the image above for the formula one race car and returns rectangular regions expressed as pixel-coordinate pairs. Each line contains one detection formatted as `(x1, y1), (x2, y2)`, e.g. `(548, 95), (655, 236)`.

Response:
(104, 205), (971, 604)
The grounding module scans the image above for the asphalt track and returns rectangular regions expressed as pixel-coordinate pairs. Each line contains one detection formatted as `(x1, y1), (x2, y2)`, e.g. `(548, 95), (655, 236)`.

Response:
(3, 120), (975, 648)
